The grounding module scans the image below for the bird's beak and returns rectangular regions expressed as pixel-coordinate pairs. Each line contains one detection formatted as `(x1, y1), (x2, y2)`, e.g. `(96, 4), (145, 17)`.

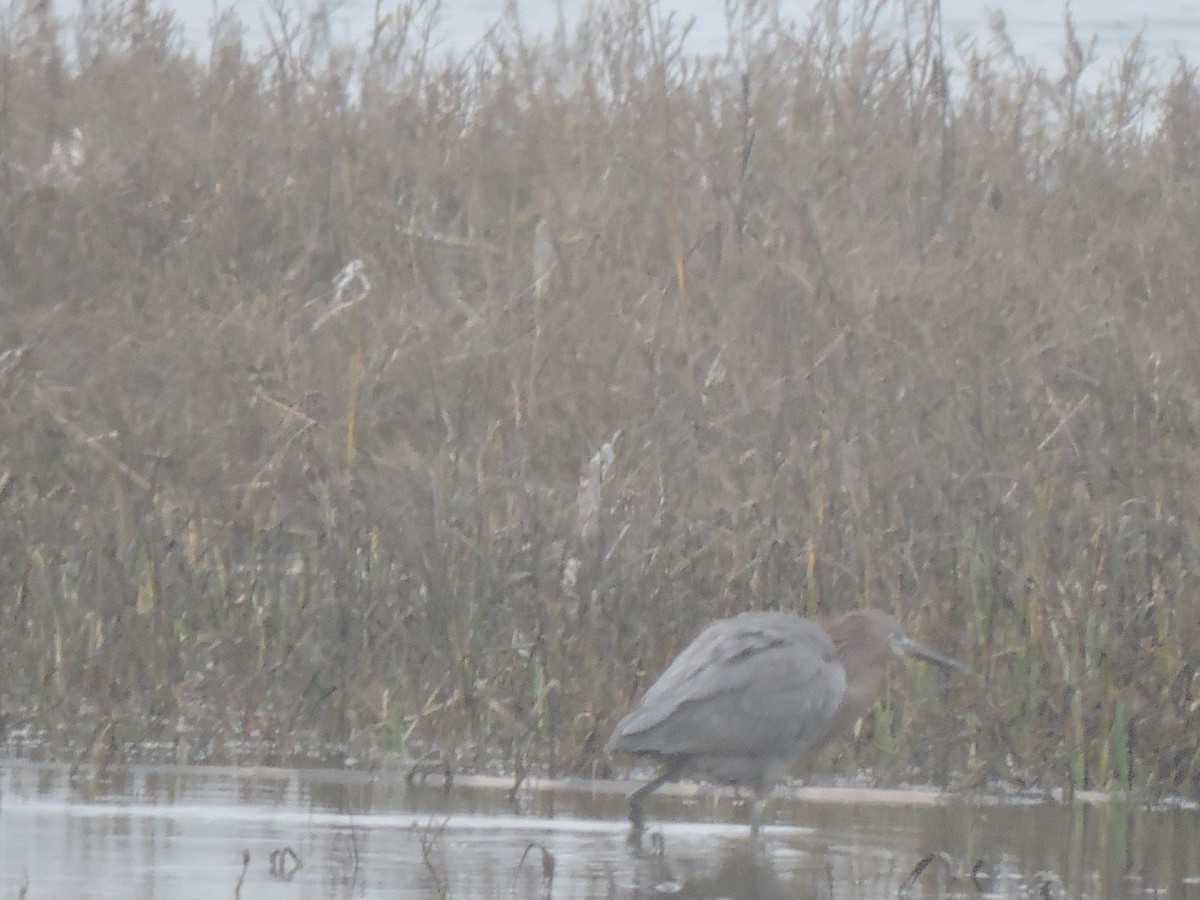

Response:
(898, 637), (970, 674)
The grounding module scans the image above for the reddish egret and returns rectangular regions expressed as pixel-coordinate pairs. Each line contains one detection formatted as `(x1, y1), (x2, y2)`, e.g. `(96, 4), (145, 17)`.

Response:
(606, 609), (966, 840)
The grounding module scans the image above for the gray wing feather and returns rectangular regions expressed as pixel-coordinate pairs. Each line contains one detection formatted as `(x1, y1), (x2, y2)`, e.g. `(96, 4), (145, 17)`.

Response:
(609, 612), (846, 759)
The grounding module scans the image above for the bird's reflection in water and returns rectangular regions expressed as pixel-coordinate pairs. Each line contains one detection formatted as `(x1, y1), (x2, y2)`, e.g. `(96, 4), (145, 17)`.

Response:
(624, 831), (841, 899)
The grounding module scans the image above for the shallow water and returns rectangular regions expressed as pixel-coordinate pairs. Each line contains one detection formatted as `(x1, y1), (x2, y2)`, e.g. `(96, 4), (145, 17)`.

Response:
(1, 761), (1199, 898)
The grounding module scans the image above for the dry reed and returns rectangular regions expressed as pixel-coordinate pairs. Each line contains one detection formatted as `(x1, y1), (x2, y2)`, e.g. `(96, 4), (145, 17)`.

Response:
(0, 0), (1198, 798)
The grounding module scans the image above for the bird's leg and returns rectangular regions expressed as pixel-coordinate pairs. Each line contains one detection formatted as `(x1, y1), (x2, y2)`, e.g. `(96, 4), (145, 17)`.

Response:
(625, 758), (686, 848)
(747, 777), (771, 842)
(626, 770), (667, 847)
(748, 792), (765, 840)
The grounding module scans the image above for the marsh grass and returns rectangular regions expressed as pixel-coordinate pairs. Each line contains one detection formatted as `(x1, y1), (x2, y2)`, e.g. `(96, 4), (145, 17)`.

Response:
(2, 0), (1200, 797)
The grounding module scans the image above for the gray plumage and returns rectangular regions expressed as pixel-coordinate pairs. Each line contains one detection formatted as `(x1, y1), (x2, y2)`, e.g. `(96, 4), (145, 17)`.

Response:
(607, 608), (966, 841)
(608, 612), (844, 789)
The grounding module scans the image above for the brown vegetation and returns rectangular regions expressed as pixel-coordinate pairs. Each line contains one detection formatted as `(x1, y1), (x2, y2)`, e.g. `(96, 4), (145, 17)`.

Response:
(1, 0), (1199, 797)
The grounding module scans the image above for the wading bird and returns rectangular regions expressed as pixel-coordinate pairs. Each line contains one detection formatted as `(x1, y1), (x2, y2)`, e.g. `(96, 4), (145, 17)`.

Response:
(606, 609), (966, 842)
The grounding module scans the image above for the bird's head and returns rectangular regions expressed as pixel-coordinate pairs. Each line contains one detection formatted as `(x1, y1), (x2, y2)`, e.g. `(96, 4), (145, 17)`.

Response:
(828, 609), (968, 675)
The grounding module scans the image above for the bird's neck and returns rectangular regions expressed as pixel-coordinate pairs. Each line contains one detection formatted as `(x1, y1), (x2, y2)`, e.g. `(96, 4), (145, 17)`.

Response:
(834, 641), (888, 722)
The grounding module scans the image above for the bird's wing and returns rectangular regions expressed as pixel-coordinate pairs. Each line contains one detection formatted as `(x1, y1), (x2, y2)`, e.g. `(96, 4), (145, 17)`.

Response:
(608, 613), (846, 759)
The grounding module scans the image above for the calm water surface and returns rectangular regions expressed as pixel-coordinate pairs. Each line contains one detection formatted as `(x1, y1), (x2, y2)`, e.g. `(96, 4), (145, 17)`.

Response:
(2, 760), (1199, 898)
